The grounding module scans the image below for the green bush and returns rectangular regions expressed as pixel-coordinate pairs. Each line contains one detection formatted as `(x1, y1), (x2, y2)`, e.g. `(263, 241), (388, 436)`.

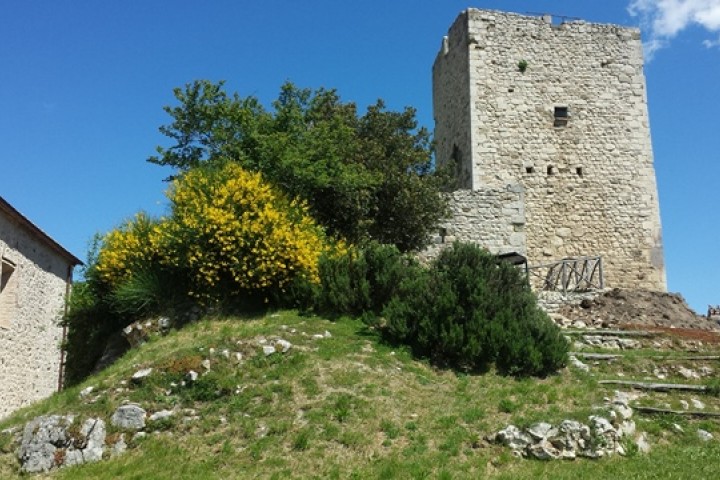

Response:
(383, 243), (568, 376)
(314, 242), (418, 318)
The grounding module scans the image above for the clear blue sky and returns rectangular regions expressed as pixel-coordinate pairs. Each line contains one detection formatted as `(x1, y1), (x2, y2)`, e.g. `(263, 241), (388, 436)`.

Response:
(2, 1), (718, 312)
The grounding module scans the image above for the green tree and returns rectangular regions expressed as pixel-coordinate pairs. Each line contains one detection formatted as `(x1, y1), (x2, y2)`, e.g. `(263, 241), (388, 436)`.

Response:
(149, 80), (450, 251)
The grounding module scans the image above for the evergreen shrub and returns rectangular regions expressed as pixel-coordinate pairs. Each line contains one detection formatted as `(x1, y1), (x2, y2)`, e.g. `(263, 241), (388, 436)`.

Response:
(314, 242), (418, 318)
(383, 243), (568, 376)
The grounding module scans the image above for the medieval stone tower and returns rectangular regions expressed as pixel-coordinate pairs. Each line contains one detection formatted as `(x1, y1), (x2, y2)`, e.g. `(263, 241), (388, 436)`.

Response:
(432, 9), (666, 291)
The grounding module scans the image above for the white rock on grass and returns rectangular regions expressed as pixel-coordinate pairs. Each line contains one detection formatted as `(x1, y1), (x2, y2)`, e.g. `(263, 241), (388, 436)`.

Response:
(569, 355), (590, 372)
(690, 398), (706, 410)
(635, 433), (651, 454)
(131, 368), (153, 384)
(275, 339), (292, 353)
(262, 345), (277, 356)
(111, 404), (146, 430)
(111, 434), (127, 458)
(149, 410), (175, 423)
(79, 386), (95, 399)
(697, 429), (714, 442)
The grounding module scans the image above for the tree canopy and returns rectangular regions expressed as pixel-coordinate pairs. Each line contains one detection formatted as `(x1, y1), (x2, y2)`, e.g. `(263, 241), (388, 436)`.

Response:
(149, 80), (450, 251)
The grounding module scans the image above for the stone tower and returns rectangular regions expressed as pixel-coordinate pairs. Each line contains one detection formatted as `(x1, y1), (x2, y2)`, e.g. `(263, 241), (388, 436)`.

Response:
(432, 9), (666, 291)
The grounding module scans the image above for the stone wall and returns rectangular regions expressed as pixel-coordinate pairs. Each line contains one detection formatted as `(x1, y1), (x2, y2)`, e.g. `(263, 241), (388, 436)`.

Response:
(432, 14), (473, 189)
(0, 213), (70, 419)
(420, 185), (526, 263)
(433, 9), (666, 291)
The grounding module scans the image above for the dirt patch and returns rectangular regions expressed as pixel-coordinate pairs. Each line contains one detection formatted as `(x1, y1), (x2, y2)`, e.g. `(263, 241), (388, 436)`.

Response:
(560, 288), (720, 332)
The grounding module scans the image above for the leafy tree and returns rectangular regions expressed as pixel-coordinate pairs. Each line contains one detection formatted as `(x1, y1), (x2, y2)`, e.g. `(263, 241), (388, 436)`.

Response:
(149, 80), (450, 251)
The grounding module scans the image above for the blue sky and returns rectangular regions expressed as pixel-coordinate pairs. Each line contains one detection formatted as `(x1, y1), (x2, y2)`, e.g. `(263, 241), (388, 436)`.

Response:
(2, 1), (718, 312)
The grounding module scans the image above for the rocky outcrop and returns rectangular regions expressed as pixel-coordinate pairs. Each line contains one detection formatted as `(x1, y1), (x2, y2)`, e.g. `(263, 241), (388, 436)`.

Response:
(17, 415), (106, 473)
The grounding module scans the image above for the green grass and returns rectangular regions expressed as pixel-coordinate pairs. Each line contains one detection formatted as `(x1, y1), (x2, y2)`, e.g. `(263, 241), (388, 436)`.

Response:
(1, 311), (720, 479)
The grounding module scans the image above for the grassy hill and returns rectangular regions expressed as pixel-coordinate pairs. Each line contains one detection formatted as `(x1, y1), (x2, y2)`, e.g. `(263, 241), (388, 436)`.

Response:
(2, 311), (720, 479)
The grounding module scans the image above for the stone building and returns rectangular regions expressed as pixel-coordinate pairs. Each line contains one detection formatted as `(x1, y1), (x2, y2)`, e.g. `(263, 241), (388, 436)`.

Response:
(0, 196), (81, 419)
(430, 9), (666, 291)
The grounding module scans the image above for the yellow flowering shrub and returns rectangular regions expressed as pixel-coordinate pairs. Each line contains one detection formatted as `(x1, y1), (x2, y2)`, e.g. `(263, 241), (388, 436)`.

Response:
(95, 212), (163, 286)
(159, 162), (332, 299)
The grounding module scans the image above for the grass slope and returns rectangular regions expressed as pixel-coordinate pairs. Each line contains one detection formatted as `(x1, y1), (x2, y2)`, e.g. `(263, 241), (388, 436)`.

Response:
(1, 312), (719, 479)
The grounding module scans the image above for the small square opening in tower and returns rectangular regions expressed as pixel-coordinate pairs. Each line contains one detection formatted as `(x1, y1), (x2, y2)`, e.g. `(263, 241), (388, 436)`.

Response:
(554, 106), (569, 127)
(576, 167), (583, 177)
(547, 165), (556, 176)
(525, 166), (535, 174)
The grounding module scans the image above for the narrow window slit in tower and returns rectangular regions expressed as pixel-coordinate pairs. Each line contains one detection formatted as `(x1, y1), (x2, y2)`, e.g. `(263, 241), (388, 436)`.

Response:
(547, 165), (555, 176)
(576, 167), (583, 177)
(554, 106), (569, 127)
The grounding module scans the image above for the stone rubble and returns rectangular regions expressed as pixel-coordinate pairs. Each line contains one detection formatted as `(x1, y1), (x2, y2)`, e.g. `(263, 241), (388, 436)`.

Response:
(493, 390), (654, 460)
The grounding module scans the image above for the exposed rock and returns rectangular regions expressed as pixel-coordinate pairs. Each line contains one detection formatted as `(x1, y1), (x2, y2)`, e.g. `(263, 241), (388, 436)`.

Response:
(122, 322), (150, 347)
(493, 415), (634, 460)
(680, 400), (689, 410)
(18, 415), (106, 473)
(187, 370), (199, 382)
(569, 355), (590, 372)
(527, 422), (556, 440)
(149, 409), (175, 423)
(79, 386), (95, 399)
(201, 359), (211, 370)
(275, 339), (292, 353)
(111, 404), (146, 430)
(18, 415), (73, 473)
(158, 316), (171, 331)
(617, 338), (640, 350)
(699, 366), (714, 376)
(111, 434), (127, 458)
(262, 345), (277, 356)
(64, 418), (106, 466)
(493, 425), (532, 454)
(697, 429), (714, 442)
(690, 398), (706, 410)
(131, 368), (153, 384)
(677, 366), (699, 380)
(635, 432), (651, 453)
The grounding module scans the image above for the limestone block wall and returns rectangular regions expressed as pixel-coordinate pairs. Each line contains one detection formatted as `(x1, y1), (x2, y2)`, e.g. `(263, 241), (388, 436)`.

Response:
(433, 9), (666, 291)
(420, 185), (526, 262)
(432, 14), (473, 189)
(0, 213), (70, 419)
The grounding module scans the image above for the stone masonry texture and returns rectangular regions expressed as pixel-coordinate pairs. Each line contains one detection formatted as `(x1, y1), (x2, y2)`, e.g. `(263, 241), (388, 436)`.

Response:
(432, 9), (666, 291)
(0, 212), (71, 420)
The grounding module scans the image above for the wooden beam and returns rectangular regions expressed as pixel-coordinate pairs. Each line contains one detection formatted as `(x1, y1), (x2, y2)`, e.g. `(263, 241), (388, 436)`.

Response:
(634, 406), (720, 418)
(563, 329), (656, 337)
(599, 380), (707, 393)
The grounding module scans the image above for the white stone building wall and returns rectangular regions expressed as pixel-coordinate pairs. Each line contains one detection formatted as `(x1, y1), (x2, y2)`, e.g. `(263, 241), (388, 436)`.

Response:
(433, 9), (666, 291)
(0, 213), (70, 419)
(421, 186), (526, 262)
